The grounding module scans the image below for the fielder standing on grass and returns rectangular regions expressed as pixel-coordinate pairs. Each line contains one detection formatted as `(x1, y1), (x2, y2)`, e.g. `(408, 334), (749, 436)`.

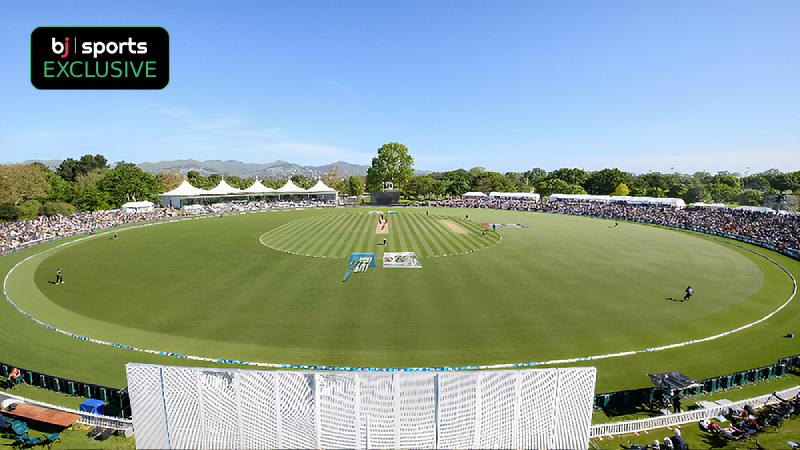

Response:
(56, 268), (63, 284)
(683, 286), (693, 302)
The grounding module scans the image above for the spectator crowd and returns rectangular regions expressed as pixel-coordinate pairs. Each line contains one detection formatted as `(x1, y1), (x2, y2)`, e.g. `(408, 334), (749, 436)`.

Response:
(1, 196), (797, 258)
(431, 196), (800, 257)
(0, 199), (335, 255)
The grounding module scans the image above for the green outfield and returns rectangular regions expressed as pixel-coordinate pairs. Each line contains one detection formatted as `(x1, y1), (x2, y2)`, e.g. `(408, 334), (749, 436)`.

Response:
(1, 207), (798, 393)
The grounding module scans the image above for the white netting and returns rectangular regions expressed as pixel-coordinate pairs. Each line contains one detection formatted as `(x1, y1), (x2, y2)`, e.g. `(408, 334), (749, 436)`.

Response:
(126, 364), (595, 449)
(317, 373), (358, 449)
(477, 371), (517, 448)
(437, 373), (478, 448)
(238, 371), (278, 449)
(276, 372), (316, 449)
(161, 366), (203, 449)
(357, 373), (396, 448)
(397, 374), (436, 449)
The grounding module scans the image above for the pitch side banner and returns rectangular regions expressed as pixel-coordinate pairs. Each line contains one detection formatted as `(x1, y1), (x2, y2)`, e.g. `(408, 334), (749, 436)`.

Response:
(383, 252), (422, 268)
(31, 26), (169, 89)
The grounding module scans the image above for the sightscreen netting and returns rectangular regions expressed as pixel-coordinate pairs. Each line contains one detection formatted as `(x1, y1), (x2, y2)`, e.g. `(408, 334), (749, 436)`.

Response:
(126, 364), (595, 449)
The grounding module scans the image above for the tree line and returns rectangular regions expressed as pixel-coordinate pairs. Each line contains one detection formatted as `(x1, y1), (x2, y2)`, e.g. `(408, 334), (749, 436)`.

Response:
(1, 149), (798, 221)
(0, 155), (367, 221)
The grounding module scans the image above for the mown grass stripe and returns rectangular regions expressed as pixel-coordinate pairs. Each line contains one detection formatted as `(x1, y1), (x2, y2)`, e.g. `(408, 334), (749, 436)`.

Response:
(352, 213), (374, 253)
(278, 219), (319, 255)
(392, 214), (410, 253)
(431, 216), (471, 254)
(448, 217), (487, 249)
(325, 212), (363, 257)
(399, 213), (434, 257)
(415, 214), (457, 255)
(308, 212), (356, 256)
(392, 214), (421, 257)
(411, 217), (444, 256)
(272, 216), (322, 250)
(340, 213), (370, 257)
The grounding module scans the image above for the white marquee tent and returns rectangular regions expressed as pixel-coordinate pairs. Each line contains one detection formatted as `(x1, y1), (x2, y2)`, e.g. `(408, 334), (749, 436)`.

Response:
(157, 178), (338, 208)
(462, 191), (488, 198)
(489, 192), (540, 201)
(548, 194), (611, 203)
(609, 196), (686, 209)
(120, 201), (155, 213)
(242, 179), (276, 195)
(206, 179), (245, 196)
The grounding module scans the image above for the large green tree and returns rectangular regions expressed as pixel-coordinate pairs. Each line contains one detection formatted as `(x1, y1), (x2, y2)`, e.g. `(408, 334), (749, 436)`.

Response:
(365, 142), (414, 192)
(584, 168), (630, 195)
(0, 163), (50, 206)
(56, 154), (108, 182)
(97, 163), (161, 207)
(440, 169), (470, 196)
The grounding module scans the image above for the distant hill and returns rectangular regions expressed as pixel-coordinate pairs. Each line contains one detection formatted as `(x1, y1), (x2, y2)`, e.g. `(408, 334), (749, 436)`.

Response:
(136, 159), (324, 179)
(306, 161), (370, 176)
(23, 158), (429, 179)
(22, 159), (61, 170)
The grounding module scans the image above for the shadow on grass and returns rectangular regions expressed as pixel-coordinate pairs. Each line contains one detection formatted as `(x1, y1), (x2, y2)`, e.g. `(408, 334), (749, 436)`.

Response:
(599, 403), (668, 421)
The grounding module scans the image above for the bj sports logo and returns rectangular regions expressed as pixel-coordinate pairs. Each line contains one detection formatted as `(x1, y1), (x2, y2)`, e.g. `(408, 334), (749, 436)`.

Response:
(31, 26), (169, 90)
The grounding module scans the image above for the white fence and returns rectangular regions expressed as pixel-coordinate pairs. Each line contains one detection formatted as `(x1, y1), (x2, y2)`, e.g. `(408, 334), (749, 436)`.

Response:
(126, 364), (596, 449)
(590, 385), (800, 438)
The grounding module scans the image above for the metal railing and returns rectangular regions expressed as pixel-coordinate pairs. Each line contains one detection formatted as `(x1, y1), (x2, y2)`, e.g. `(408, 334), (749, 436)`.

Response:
(590, 385), (800, 438)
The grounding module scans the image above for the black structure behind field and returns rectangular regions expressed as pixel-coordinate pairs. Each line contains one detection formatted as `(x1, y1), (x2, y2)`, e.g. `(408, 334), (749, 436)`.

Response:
(370, 191), (400, 205)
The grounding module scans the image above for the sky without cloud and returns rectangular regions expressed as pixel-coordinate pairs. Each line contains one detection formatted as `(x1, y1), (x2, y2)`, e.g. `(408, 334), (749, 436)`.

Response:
(1, 1), (798, 175)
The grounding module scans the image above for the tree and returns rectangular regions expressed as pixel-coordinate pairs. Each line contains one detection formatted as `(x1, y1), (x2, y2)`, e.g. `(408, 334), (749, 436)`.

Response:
(47, 175), (76, 203)
(742, 175), (770, 192)
(321, 166), (342, 189)
(706, 182), (742, 204)
(56, 154), (108, 182)
(0, 163), (51, 206)
(737, 189), (764, 206)
(16, 200), (41, 220)
(39, 202), (76, 217)
(545, 168), (589, 186)
(74, 167), (110, 192)
(157, 169), (185, 192)
(74, 185), (110, 211)
(584, 168), (630, 195)
(0, 203), (19, 221)
(441, 169), (470, 196)
(347, 176), (364, 197)
(612, 183), (630, 196)
(365, 142), (414, 192)
(470, 171), (515, 193)
(97, 163), (161, 207)
(535, 178), (586, 197)
(404, 176), (434, 199)
(522, 168), (547, 186)
(291, 174), (307, 186)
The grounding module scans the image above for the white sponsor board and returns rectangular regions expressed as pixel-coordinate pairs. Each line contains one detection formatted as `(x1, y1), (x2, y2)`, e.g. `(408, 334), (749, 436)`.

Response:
(382, 252), (422, 268)
(126, 364), (596, 450)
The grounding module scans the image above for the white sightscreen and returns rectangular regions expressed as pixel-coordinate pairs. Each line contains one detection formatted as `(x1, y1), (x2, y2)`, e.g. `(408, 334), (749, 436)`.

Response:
(126, 364), (596, 449)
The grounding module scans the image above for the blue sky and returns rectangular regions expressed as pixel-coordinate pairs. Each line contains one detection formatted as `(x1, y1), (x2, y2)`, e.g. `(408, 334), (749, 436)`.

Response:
(1, 1), (798, 175)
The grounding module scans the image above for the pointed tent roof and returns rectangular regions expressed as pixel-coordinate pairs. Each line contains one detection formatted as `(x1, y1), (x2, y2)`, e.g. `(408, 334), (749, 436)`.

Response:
(243, 179), (276, 194)
(159, 180), (207, 197)
(306, 180), (337, 193)
(276, 179), (307, 194)
(207, 179), (245, 195)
